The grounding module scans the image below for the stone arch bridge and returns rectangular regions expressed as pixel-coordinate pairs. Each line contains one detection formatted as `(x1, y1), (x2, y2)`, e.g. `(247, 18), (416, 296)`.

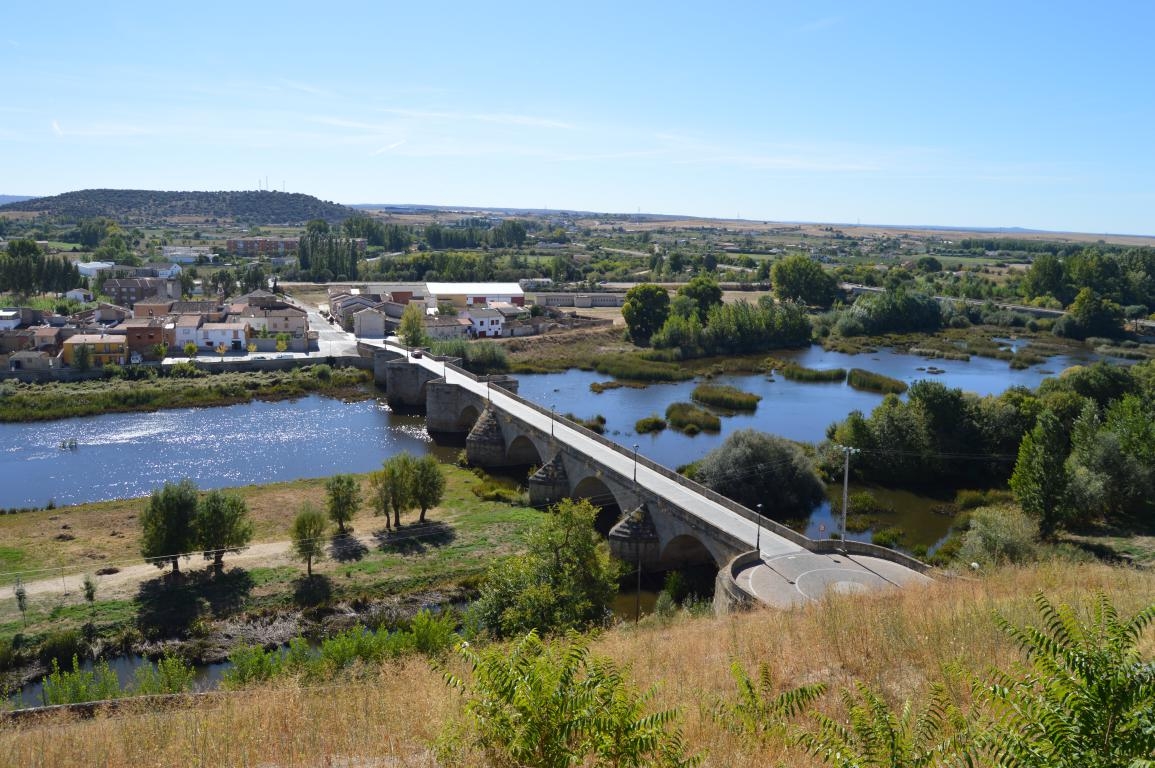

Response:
(374, 346), (932, 608)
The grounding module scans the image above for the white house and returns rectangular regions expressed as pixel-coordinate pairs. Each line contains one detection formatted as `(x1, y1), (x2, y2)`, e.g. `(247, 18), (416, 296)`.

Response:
(466, 307), (504, 338)
(200, 322), (249, 352)
(0, 310), (20, 331)
(66, 288), (94, 302)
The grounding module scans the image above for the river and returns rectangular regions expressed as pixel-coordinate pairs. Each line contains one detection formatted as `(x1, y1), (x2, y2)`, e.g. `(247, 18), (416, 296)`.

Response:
(0, 346), (1087, 512)
(0, 396), (454, 510)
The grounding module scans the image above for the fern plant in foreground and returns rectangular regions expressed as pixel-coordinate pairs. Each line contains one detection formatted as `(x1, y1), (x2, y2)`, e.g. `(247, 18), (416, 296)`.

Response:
(983, 592), (1155, 768)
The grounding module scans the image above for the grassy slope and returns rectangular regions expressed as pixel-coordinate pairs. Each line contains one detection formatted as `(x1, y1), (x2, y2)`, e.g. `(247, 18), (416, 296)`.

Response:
(2, 561), (1151, 766)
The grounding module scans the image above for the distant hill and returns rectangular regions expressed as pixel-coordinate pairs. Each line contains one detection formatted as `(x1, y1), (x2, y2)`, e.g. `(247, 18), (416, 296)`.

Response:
(0, 189), (356, 225)
(0, 195), (35, 206)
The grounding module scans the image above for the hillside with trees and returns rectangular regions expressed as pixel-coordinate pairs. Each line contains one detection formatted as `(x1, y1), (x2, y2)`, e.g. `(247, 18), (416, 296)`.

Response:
(0, 189), (355, 225)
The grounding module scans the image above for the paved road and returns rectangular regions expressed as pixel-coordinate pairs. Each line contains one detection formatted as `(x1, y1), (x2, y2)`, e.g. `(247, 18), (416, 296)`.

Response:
(736, 550), (933, 609)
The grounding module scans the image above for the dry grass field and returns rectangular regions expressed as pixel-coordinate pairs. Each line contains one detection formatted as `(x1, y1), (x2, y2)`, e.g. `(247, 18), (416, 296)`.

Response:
(2, 560), (1150, 767)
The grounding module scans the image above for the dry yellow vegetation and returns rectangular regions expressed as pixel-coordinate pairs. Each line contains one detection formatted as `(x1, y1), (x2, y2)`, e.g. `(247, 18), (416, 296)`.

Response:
(2, 560), (1152, 767)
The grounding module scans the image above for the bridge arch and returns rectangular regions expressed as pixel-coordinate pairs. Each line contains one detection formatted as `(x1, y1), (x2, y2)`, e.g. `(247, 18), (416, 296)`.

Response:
(571, 475), (624, 536)
(506, 434), (544, 466)
(659, 534), (720, 569)
(456, 404), (480, 432)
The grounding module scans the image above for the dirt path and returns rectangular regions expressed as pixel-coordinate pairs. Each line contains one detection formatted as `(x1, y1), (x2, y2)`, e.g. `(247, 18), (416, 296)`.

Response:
(0, 531), (381, 603)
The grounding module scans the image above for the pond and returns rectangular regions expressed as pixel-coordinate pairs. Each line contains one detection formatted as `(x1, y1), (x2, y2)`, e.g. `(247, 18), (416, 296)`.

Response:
(513, 345), (1088, 469)
(0, 396), (454, 510)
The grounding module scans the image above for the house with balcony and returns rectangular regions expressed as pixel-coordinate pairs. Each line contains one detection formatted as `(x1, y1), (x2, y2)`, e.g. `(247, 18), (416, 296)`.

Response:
(62, 334), (127, 367)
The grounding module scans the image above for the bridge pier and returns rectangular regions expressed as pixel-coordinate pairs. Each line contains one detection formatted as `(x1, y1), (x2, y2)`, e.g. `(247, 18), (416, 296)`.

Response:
(607, 504), (662, 571)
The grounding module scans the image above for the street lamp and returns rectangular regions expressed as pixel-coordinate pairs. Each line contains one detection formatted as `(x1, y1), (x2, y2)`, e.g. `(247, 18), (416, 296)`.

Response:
(756, 503), (762, 557)
(550, 404), (556, 438)
(632, 444), (639, 484)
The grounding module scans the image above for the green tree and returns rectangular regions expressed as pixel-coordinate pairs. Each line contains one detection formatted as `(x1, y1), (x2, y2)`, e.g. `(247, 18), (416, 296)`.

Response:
(676, 275), (722, 322)
(622, 283), (670, 343)
(410, 454), (446, 523)
(324, 474), (361, 535)
(194, 490), (254, 572)
(290, 503), (327, 577)
(771, 254), (838, 308)
(475, 498), (619, 638)
(305, 218), (330, 235)
(275, 333), (290, 353)
(1009, 410), (1070, 539)
(183, 341), (198, 359)
(1067, 287), (1124, 339)
(140, 479), (199, 577)
(444, 631), (700, 768)
(14, 579), (27, 626)
(152, 342), (168, 360)
(984, 592), (1155, 768)
(73, 343), (92, 372)
(694, 429), (826, 520)
(1021, 253), (1068, 303)
(399, 302), (427, 348)
(374, 453), (416, 529)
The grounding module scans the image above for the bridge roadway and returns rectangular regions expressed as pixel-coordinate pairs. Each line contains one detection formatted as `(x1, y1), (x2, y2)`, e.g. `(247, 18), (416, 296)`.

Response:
(384, 341), (931, 606)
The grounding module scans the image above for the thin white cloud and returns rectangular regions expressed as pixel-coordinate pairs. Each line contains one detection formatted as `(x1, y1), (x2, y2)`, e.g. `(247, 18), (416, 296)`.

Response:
(370, 140), (406, 156)
(51, 120), (62, 136)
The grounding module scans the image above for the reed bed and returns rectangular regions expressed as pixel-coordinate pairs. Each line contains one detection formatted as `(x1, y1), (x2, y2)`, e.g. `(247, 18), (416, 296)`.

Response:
(690, 383), (761, 411)
(635, 415), (668, 434)
(846, 368), (908, 394)
(664, 402), (721, 434)
(4, 562), (1150, 767)
(777, 364), (847, 383)
(0, 367), (371, 422)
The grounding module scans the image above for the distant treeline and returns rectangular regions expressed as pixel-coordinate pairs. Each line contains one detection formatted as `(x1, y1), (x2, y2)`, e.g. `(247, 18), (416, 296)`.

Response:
(424, 220), (527, 249)
(0, 189), (356, 224)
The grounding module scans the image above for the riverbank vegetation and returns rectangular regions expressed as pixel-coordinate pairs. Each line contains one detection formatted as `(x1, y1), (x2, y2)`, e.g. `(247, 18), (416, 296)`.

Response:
(3, 562), (1150, 767)
(429, 339), (509, 374)
(0, 365), (372, 422)
(826, 360), (1155, 550)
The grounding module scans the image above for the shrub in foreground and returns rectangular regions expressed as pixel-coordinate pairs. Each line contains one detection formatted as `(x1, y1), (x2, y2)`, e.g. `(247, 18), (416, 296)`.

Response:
(441, 630), (701, 768)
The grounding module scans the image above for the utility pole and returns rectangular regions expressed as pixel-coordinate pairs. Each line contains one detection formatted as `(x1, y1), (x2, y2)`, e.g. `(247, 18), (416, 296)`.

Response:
(836, 445), (860, 552)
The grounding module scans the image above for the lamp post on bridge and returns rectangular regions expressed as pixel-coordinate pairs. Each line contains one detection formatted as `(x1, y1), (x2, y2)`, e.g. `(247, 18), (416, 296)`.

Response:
(756, 503), (762, 558)
(632, 443), (639, 484)
(550, 404), (556, 438)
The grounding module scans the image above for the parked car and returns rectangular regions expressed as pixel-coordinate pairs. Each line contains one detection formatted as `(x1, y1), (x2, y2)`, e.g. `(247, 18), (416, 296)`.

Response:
(411, 350), (423, 358)
(275, 354), (293, 359)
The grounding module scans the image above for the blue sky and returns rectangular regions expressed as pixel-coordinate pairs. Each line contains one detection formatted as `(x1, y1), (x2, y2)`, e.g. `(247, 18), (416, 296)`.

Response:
(3, 1), (1152, 234)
